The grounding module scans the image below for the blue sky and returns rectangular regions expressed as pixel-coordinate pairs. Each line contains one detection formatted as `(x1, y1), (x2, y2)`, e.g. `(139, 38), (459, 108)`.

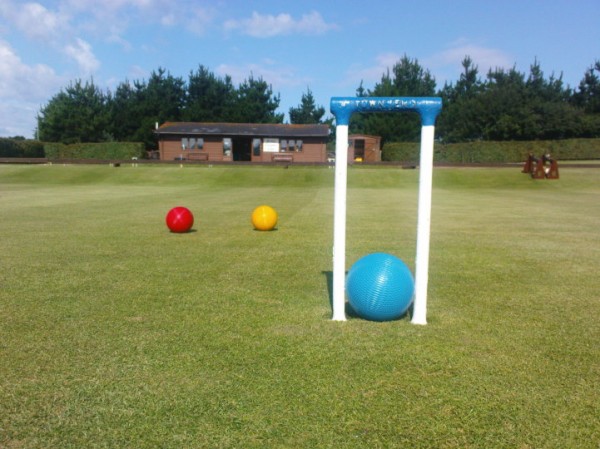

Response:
(1, 0), (598, 138)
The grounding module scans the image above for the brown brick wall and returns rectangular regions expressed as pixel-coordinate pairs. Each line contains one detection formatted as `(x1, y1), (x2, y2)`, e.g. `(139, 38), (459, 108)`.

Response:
(159, 135), (327, 163)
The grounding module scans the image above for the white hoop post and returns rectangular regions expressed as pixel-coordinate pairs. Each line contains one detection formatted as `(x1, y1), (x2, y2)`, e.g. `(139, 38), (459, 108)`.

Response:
(332, 124), (349, 321)
(329, 97), (442, 324)
(411, 124), (435, 325)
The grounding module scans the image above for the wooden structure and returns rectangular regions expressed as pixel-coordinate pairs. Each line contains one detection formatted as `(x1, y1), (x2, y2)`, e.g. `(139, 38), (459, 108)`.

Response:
(348, 134), (382, 162)
(522, 153), (559, 179)
(155, 122), (330, 163)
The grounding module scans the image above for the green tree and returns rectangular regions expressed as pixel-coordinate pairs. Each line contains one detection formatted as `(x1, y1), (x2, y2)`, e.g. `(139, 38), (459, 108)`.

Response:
(289, 88), (327, 124)
(355, 81), (367, 97)
(131, 67), (186, 148)
(440, 58), (583, 141)
(389, 55), (437, 97)
(231, 74), (284, 123)
(351, 55), (437, 142)
(108, 80), (140, 142)
(454, 56), (482, 99)
(480, 65), (531, 140)
(574, 60), (600, 113)
(183, 65), (236, 121)
(475, 61), (581, 140)
(38, 79), (110, 143)
(574, 61), (600, 137)
(524, 60), (582, 139)
(438, 56), (486, 142)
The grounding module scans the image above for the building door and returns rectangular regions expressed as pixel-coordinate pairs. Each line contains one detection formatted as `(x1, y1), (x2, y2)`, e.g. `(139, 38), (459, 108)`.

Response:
(354, 139), (365, 161)
(232, 137), (252, 161)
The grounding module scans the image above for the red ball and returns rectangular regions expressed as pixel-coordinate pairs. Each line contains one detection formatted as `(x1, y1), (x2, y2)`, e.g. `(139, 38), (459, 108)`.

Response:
(166, 206), (194, 233)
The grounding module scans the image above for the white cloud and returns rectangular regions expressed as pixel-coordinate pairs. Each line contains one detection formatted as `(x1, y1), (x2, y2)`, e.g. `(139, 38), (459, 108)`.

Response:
(0, 0), (221, 137)
(102, 0), (154, 7)
(339, 53), (403, 90)
(160, 12), (176, 26)
(216, 60), (309, 91)
(0, 100), (44, 137)
(0, 39), (64, 137)
(63, 37), (100, 75)
(295, 11), (336, 35)
(356, 53), (401, 83)
(184, 6), (216, 35)
(61, 0), (216, 33)
(223, 10), (337, 38)
(63, 0), (156, 12)
(128, 64), (148, 80)
(424, 39), (514, 83)
(11, 2), (70, 42)
(2, 0), (218, 47)
(0, 0), (10, 16)
(106, 32), (133, 51)
(0, 39), (62, 100)
(340, 42), (515, 91)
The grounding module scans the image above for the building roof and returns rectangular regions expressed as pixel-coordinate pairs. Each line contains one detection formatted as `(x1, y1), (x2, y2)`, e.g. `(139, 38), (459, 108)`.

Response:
(156, 122), (330, 138)
(349, 133), (381, 140)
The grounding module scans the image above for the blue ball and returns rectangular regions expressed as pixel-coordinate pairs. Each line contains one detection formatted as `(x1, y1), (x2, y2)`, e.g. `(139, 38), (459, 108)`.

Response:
(346, 253), (415, 321)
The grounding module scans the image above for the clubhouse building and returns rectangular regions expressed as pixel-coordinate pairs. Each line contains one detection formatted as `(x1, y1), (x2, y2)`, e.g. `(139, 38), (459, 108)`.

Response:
(155, 122), (330, 163)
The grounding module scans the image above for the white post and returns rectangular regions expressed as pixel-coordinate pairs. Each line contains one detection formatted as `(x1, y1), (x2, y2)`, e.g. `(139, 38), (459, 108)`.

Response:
(332, 124), (349, 321)
(411, 125), (435, 325)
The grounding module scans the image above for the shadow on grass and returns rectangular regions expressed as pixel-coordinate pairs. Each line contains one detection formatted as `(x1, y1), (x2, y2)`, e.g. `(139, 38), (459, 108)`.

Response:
(321, 270), (359, 318)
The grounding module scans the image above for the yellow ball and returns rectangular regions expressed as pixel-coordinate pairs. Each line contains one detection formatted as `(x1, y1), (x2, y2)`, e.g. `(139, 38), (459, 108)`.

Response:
(251, 205), (278, 231)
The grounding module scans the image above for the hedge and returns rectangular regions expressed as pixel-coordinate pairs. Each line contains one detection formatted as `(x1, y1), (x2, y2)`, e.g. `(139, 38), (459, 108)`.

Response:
(382, 138), (600, 163)
(0, 138), (45, 158)
(43, 142), (145, 160)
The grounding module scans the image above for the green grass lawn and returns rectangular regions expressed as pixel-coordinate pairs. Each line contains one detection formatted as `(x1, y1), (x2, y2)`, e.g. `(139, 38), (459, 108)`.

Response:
(1, 163), (598, 448)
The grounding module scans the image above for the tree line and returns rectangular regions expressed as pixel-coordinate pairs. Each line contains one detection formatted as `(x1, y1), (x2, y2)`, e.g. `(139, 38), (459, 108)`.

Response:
(37, 66), (287, 149)
(352, 56), (600, 144)
(36, 57), (600, 148)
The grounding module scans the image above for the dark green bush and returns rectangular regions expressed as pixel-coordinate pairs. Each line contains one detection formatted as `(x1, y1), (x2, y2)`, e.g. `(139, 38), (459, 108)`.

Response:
(44, 142), (145, 160)
(382, 142), (419, 162)
(382, 138), (600, 163)
(0, 138), (44, 157)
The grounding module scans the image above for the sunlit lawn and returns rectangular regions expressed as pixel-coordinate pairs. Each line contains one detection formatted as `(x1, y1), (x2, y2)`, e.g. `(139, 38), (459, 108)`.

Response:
(1, 163), (598, 448)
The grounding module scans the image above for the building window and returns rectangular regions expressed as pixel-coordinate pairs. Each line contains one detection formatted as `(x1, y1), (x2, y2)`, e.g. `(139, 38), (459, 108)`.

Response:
(287, 140), (295, 151)
(223, 138), (232, 156)
(296, 140), (303, 151)
(197, 138), (204, 150)
(252, 139), (261, 156)
(181, 137), (189, 150)
(280, 140), (287, 151)
(189, 137), (196, 149)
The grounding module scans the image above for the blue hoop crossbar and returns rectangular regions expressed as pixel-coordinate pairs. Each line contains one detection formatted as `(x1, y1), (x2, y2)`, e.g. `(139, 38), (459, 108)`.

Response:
(330, 96), (442, 126)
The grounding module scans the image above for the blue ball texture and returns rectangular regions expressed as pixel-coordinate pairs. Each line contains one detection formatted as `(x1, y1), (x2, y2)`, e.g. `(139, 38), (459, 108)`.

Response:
(346, 253), (415, 321)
